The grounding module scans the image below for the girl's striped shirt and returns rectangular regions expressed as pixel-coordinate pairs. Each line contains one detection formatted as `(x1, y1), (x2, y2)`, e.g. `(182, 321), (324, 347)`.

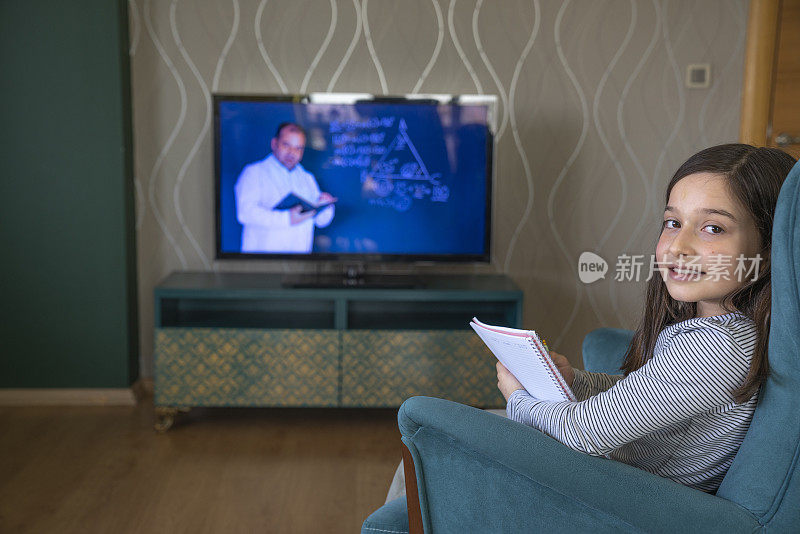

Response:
(506, 311), (758, 493)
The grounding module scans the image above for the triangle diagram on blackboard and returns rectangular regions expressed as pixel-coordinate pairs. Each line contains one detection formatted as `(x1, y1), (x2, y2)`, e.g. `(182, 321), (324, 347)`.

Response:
(368, 119), (440, 183)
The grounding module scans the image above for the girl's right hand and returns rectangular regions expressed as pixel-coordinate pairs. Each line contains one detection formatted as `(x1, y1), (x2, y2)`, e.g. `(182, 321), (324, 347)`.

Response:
(549, 351), (575, 387)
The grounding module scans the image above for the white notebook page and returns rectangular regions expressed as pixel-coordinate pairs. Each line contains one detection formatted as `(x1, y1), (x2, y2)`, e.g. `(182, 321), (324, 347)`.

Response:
(471, 321), (574, 402)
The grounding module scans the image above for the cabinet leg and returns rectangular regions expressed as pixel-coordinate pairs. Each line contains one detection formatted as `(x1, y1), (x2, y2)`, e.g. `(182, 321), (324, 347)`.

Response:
(154, 407), (180, 432)
(154, 406), (192, 432)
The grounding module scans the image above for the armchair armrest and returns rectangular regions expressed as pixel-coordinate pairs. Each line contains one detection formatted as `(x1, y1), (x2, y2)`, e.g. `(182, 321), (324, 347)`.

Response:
(400, 396), (758, 533)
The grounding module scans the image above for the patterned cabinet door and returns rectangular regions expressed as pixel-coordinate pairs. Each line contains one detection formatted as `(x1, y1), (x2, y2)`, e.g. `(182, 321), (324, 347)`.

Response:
(341, 330), (505, 408)
(155, 328), (339, 407)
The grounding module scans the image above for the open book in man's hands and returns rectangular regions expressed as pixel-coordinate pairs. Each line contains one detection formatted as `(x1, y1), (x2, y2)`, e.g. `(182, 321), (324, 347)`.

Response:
(470, 317), (576, 402)
(272, 192), (336, 213)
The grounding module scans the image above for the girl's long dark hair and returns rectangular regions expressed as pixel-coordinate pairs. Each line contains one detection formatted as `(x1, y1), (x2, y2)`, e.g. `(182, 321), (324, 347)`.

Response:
(620, 144), (796, 404)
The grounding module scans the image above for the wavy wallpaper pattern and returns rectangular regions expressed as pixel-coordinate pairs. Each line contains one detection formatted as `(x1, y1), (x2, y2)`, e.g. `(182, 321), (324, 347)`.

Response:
(130, 0), (747, 376)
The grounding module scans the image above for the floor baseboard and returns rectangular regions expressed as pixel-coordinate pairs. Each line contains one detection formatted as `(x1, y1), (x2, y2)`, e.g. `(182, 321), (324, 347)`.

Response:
(0, 388), (137, 406)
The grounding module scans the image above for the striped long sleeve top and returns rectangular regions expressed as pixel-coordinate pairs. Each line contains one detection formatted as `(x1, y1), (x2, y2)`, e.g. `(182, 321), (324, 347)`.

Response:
(506, 311), (759, 493)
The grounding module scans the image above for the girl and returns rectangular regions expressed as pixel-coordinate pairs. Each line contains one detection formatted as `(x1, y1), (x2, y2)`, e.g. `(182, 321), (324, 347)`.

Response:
(498, 143), (796, 493)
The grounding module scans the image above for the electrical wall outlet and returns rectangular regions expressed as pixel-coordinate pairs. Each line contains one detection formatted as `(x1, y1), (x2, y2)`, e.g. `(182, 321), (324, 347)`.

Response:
(686, 64), (711, 88)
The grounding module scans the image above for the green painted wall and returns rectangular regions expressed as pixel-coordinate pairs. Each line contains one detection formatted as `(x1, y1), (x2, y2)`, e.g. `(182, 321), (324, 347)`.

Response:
(0, 0), (138, 387)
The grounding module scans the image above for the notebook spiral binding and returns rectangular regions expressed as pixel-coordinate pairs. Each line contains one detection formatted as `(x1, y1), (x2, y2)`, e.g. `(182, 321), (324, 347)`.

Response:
(527, 336), (576, 402)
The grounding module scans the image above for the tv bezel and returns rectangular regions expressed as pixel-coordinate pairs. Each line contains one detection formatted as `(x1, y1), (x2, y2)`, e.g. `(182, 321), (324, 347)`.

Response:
(213, 92), (496, 264)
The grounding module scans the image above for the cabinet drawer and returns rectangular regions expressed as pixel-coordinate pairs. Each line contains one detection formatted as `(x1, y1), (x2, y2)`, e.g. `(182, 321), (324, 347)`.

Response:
(340, 330), (504, 408)
(155, 328), (339, 407)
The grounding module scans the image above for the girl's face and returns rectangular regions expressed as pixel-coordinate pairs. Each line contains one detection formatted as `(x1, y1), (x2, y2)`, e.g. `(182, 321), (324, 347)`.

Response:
(656, 172), (762, 318)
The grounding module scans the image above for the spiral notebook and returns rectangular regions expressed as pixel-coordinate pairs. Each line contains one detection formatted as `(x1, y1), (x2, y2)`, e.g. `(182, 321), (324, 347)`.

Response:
(470, 317), (576, 402)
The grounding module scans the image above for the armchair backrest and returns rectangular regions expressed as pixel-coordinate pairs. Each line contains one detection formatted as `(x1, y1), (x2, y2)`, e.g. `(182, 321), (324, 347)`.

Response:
(715, 159), (800, 527)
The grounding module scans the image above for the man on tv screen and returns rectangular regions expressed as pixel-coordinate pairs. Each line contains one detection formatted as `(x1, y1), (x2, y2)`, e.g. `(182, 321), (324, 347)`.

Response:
(234, 122), (336, 253)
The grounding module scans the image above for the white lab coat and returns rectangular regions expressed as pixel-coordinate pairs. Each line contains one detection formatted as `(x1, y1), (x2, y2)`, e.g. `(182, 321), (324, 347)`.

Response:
(234, 154), (334, 253)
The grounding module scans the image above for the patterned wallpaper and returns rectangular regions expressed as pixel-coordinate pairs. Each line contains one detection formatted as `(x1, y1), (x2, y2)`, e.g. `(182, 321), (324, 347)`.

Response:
(129, 0), (747, 377)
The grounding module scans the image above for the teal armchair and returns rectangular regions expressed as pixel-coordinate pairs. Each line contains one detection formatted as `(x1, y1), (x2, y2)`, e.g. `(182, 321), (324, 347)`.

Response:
(362, 158), (800, 533)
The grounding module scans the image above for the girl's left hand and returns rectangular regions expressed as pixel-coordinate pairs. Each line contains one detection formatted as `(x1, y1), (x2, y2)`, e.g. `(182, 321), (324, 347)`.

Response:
(496, 361), (525, 401)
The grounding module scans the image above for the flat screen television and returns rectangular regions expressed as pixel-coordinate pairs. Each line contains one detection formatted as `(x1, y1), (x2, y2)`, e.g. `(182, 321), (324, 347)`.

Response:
(214, 93), (496, 266)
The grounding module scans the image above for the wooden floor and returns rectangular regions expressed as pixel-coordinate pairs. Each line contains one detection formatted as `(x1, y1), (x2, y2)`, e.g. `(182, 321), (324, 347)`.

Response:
(0, 397), (403, 533)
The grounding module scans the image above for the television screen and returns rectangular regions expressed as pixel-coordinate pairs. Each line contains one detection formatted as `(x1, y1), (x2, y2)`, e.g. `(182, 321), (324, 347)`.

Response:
(215, 93), (495, 262)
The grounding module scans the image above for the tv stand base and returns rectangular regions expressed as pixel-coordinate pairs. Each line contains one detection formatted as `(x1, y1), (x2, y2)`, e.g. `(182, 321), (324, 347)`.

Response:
(281, 272), (421, 289)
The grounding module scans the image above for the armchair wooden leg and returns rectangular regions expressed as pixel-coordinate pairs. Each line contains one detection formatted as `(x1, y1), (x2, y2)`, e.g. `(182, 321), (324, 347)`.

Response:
(402, 442), (425, 534)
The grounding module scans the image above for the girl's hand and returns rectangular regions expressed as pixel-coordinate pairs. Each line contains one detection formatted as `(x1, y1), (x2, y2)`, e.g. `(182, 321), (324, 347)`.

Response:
(496, 361), (525, 401)
(549, 351), (575, 388)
